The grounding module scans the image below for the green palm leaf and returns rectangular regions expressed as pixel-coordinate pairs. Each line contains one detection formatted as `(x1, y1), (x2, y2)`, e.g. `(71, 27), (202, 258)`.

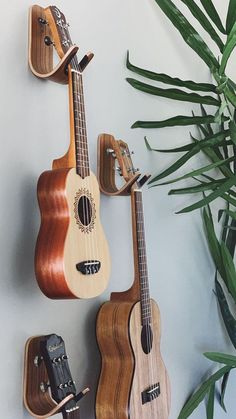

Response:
(126, 52), (217, 92)
(131, 114), (227, 129)
(204, 352), (236, 367)
(154, 0), (219, 70)
(178, 366), (232, 419)
(221, 242), (236, 300)
(226, 0), (236, 34)
(220, 23), (236, 75)
(169, 181), (221, 195)
(127, 78), (220, 107)
(220, 372), (230, 412)
(203, 208), (226, 279)
(180, 0), (224, 51)
(149, 157), (234, 187)
(149, 130), (230, 184)
(200, 0), (226, 34)
(215, 279), (236, 348)
(177, 175), (236, 214)
(206, 384), (215, 419)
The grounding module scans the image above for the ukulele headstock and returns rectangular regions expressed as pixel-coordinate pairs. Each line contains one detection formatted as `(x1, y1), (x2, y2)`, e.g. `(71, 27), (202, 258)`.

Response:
(45, 6), (73, 58)
(23, 334), (90, 418)
(40, 334), (77, 403)
(115, 141), (139, 182)
(98, 134), (150, 196)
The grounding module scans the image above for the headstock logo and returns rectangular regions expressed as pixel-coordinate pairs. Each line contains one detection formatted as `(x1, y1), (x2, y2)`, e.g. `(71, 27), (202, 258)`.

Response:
(48, 342), (63, 352)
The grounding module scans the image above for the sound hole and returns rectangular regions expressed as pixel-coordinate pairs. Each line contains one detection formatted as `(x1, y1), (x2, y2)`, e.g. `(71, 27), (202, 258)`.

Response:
(77, 196), (92, 226)
(141, 324), (153, 354)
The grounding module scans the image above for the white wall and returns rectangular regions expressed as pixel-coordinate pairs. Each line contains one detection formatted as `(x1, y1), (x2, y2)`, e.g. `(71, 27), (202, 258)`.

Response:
(0, 0), (235, 418)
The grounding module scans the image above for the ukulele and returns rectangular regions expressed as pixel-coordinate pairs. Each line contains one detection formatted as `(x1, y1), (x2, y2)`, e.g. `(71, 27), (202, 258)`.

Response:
(96, 137), (170, 419)
(34, 6), (110, 299)
(24, 333), (89, 419)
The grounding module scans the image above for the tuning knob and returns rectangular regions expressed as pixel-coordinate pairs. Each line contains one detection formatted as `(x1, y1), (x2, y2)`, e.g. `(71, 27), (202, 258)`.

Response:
(128, 168), (139, 173)
(34, 355), (43, 367)
(106, 148), (115, 155)
(44, 36), (54, 46)
(68, 380), (75, 387)
(38, 17), (48, 25)
(115, 167), (122, 176)
(40, 382), (50, 393)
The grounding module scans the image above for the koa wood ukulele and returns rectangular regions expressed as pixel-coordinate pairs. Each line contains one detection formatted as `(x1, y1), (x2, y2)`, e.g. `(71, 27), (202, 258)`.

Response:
(31, 6), (110, 299)
(96, 135), (170, 419)
(24, 333), (89, 419)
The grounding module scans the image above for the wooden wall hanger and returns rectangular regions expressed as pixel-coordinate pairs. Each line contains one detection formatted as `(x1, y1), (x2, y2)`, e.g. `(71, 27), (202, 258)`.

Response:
(23, 335), (89, 418)
(29, 5), (79, 84)
(98, 133), (150, 196)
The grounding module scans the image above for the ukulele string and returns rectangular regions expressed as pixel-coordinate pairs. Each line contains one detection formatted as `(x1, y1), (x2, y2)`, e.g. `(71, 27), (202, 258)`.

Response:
(123, 148), (154, 401)
(77, 71), (97, 268)
(73, 57), (97, 272)
(61, 24), (91, 271)
(63, 22), (97, 275)
(138, 192), (155, 413)
(71, 69), (90, 267)
(136, 191), (154, 398)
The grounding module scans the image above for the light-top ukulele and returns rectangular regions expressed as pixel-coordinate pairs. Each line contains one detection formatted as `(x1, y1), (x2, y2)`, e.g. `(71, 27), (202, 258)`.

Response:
(31, 5), (110, 299)
(96, 135), (170, 419)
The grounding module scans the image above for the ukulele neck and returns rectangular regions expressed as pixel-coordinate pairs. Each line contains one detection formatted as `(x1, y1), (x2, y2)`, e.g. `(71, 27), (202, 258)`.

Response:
(69, 63), (90, 178)
(132, 189), (151, 325)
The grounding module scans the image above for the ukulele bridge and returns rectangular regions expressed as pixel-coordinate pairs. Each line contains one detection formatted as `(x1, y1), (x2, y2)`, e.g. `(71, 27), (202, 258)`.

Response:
(141, 382), (160, 405)
(76, 260), (101, 275)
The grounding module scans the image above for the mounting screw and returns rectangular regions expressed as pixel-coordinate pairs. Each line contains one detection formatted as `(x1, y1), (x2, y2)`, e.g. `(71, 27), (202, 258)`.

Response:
(40, 382), (50, 393)
(34, 355), (43, 367)
(44, 36), (54, 46)
(38, 17), (48, 25)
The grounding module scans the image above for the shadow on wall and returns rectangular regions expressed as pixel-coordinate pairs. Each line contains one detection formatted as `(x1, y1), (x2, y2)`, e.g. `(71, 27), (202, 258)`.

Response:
(12, 174), (40, 298)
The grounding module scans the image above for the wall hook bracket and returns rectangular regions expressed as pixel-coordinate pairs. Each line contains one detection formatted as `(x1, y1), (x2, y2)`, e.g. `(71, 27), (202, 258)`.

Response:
(23, 336), (73, 418)
(23, 336), (89, 418)
(98, 133), (149, 196)
(28, 5), (79, 84)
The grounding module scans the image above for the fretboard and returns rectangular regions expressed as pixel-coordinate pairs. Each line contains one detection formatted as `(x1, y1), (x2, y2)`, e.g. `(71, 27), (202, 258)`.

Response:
(71, 69), (90, 178)
(134, 190), (151, 325)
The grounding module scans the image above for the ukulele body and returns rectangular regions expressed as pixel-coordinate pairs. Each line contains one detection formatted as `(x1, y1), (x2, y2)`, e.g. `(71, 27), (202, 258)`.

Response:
(35, 167), (110, 299)
(96, 299), (170, 419)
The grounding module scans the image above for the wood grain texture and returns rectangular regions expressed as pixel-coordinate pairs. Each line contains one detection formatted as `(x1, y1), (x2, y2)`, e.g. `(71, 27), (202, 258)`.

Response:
(96, 301), (170, 419)
(53, 68), (76, 170)
(29, 6), (78, 84)
(23, 336), (74, 418)
(35, 168), (110, 299)
(129, 301), (170, 419)
(96, 301), (135, 419)
(97, 134), (140, 196)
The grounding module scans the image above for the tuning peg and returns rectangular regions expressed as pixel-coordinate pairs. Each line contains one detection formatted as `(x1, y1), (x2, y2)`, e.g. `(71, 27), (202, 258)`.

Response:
(78, 52), (94, 72)
(52, 356), (63, 364)
(106, 148), (116, 158)
(38, 17), (48, 25)
(115, 167), (122, 176)
(34, 355), (43, 367)
(128, 168), (139, 173)
(40, 381), (50, 393)
(44, 36), (55, 46)
(68, 380), (76, 387)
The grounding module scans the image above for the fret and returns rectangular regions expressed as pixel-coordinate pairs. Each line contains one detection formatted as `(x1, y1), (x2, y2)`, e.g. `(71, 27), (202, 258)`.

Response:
(71, 69), (90, 178)
(133, 190), (152, 325)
